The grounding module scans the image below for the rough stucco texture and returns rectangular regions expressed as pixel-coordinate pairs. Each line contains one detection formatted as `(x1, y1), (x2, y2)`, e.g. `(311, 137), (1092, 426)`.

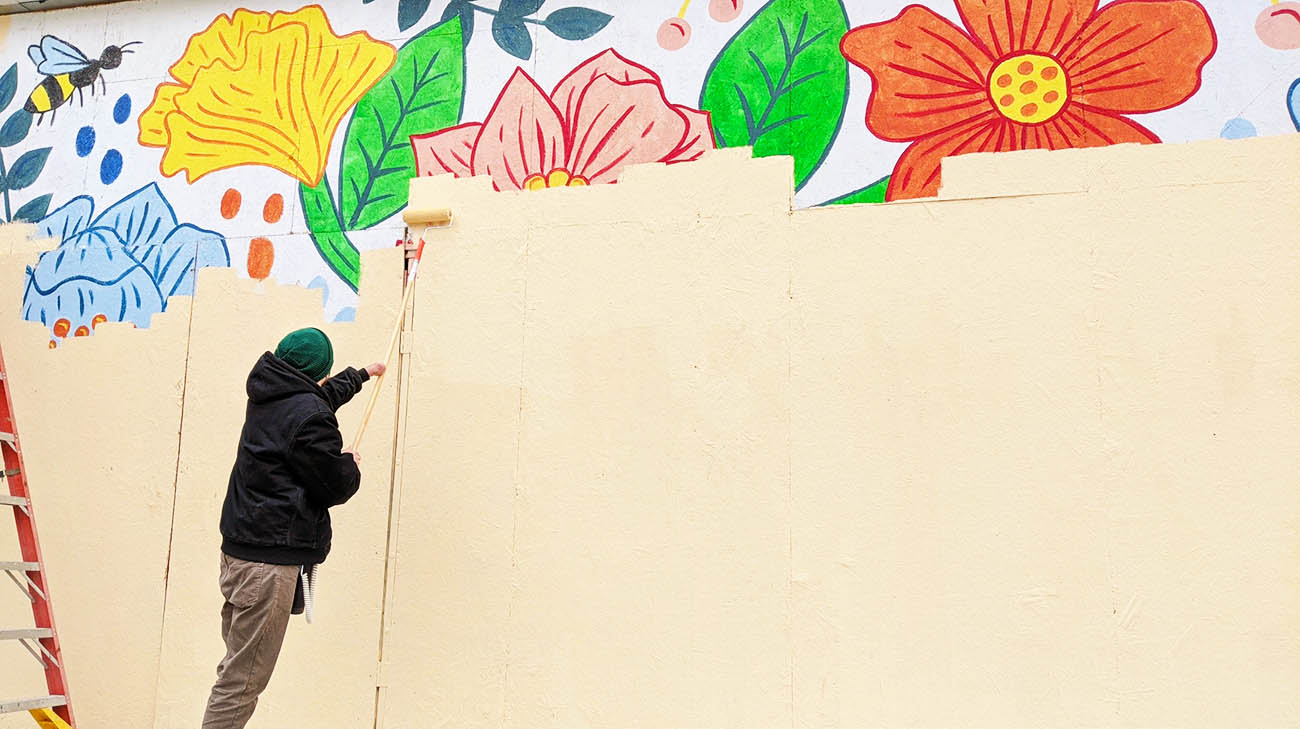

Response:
(2, 134), (1300, 728)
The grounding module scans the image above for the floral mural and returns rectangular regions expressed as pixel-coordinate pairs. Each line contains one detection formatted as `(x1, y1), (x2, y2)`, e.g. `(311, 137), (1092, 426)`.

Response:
(840, 0), (1217, 200)
(23, 183), (229, 343)
(0, 0), (1277, 331)
(411, 50), (713, 190)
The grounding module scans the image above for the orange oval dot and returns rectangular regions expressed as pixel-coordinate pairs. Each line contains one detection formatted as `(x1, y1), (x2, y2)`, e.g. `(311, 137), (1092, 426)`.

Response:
(999, 94), (1015, 107)
(91, 314), (108, 330)
(52, 318), (71, 338)
(1043, 90), (1060, 103)
(263, 194), (284, 224)
(248, 237), (275, 280)
(221, 189), (242, 219)
(997, 74), (1012, 88)
(1018, 61), (1034, 74)
(1020, 80), (1038, 94)
(74, 326), (90, 338)
(48, 340), (57, 349)
(1041, 66), (1059, 80)
(1021, 103), (1039, 117)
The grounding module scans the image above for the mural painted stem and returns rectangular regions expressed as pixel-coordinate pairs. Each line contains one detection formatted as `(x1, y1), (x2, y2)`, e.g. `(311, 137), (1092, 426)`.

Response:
(0, 149), (11, 223)
(750, 14), (821, 143)
(466, 2), (543, 22)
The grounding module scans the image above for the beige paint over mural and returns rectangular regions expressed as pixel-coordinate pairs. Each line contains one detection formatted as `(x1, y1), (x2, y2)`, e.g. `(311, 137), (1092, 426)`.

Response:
(0, 135), (1297, 728)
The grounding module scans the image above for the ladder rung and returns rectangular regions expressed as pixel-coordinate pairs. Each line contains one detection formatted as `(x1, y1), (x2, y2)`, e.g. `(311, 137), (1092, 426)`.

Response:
(0, 432), (14, 445)
(0, 696), (65, 714)
(0, 561), (40, 572)
(0, 495), (26, 506)
(0, 627), (54, 640)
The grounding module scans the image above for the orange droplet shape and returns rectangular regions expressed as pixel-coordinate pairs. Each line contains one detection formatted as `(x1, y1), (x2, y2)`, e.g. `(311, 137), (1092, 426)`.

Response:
(74, 326), (90, 338)
(48, 340), (57, 349)
(248, 237), (275, 280)
(91, 314), (108, 330)
(52, 318), (71, 338)
(1043, 90), (1060, 104)
(657, 17), (691, 50)
(1020, 103), (1039, 117)
(1017, 60), (1034, 74)
(1020, 80), (1037, 94)
(263, 193), (284, 224)
(996, 74), (1012, 88)
(1040, 66), (1059, 80)
(999, 94), (1014, 107)
(709, 0), (743, 22)
(221, 189), (242, 219)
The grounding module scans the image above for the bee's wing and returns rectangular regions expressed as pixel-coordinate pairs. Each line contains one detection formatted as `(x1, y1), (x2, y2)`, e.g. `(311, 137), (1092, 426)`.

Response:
(33, 35), (90, 75)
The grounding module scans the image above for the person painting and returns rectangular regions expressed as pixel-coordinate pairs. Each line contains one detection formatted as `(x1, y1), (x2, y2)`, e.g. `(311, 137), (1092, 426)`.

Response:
(202, 327), (385, 729)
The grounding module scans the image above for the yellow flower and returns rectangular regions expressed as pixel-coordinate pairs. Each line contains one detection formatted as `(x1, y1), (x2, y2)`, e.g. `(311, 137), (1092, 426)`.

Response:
(138, 5), (395, 186)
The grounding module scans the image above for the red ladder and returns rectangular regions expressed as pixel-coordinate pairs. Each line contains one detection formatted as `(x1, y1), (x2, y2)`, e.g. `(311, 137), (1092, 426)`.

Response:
(0, 343), (74, 727)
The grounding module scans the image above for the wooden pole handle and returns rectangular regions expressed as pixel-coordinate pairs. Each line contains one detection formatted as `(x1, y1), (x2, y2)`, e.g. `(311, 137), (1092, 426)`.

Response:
(350, 256), (422, 452)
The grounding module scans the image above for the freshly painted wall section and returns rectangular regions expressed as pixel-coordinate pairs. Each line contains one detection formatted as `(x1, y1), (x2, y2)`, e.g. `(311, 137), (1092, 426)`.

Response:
(0, 134), (1298, 727)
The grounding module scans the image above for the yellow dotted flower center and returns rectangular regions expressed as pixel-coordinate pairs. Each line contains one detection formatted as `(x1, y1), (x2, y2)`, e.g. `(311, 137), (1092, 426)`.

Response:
(988, 54), (1068, 125)
(524, 168), (590, 191)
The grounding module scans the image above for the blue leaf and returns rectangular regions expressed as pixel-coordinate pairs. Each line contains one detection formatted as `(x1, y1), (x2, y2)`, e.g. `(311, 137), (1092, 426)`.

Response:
(144, 223), (230, 298)
(13, 193), (52, 223)
(334, 307), (357, 323)
(6, 147), (49, 191)
(492, 15), (533, 60)
(1288, 78), (1300, 133)
(92, 182), (179, 249)
(22, 235), (163, 332)
(308, 275), (330, 306)
(0, 64), (18, 112)
(499, 0), (545, 17)
(542, 7), (612, 40)
(35, 196), (94, 242)
(0, 109), (32, 148)
(397, 0), (432, 30)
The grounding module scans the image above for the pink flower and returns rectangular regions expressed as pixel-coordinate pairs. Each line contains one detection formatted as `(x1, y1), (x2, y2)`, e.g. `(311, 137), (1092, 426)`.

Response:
(412, 50), (714, 191)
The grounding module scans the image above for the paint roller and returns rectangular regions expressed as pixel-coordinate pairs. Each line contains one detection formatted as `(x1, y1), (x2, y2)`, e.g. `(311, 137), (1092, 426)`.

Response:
(349, 206), (452, 452)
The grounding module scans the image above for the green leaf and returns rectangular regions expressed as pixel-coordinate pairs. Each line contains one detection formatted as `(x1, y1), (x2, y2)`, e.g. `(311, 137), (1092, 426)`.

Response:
(699, 0), (848, 190)
(0, 64), (18, 112)
(6, 147), (49, 190)
(821, 175), (889, 206)
(441, 0), (475, 47)
(300, 178), (361, 291)
(338, 15), (465, 231)
(13, 193), (51, 222)
(543, 7), (613, 40)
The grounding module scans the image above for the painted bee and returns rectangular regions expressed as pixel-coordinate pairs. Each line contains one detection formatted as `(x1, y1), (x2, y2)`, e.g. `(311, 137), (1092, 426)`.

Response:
(24, 35), (140, 125)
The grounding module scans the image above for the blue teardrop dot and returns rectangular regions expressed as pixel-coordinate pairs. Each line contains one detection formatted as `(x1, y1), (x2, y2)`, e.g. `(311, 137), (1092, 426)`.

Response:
(100, 149), (123, 184)
(112, 95), (131, 125)
(75, 126), (95, 157)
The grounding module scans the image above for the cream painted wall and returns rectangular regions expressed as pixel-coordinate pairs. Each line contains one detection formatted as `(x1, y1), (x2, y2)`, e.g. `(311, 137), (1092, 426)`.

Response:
(2, 134), (1299, 728)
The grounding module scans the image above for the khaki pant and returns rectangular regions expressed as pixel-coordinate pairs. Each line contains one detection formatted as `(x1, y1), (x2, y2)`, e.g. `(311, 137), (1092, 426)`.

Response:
(201, 553), (299, 729)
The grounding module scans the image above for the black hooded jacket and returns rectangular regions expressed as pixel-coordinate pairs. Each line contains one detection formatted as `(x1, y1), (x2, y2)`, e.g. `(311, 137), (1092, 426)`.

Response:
(220, 352), (370, 565)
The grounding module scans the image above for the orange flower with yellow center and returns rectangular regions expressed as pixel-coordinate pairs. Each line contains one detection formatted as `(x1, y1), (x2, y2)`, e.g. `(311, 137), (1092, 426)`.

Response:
(138, 5), (395, 186)
(841, 0), (1217, 201)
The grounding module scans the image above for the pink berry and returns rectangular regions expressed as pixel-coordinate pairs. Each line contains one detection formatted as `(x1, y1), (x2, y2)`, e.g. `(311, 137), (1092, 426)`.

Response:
(709, 0), (743, 22)
(657, 17), (691, 50)
(1257, 2), (1300, 49)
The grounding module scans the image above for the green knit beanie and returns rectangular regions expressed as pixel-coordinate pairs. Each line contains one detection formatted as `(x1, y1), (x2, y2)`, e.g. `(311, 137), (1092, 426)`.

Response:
(274, 328), (334, 382)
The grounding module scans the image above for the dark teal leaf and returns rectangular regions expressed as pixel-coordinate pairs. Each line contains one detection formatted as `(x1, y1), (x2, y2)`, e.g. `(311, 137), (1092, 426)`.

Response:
(820, 176), (889, 206)
(0, 64), (18, 112)
(339, 14), (465, 230)
(700, 0), (849, 190)
(13, 193), (51, 222)
(7, 147), (49, 190)
(397, 0), (433, 31)
(543, 7), (612, 40)
(0, 109), (32, 147)
(441, 0), (475, 47)
(492, 15), (532, 59)
(499, 0), (545, 18)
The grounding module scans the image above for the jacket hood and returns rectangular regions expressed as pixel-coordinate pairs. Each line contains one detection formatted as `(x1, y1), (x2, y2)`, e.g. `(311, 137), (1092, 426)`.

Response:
(247, 352), (324, 404)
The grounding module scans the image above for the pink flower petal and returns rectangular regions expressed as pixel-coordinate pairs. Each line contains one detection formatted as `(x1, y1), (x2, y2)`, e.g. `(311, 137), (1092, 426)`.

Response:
(411, 122), (481, 177)
(566, 76), (689, 184)
(471, 69), (567, 191)
(551, 50), (659, 134)
(663, 106), (715, 163)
